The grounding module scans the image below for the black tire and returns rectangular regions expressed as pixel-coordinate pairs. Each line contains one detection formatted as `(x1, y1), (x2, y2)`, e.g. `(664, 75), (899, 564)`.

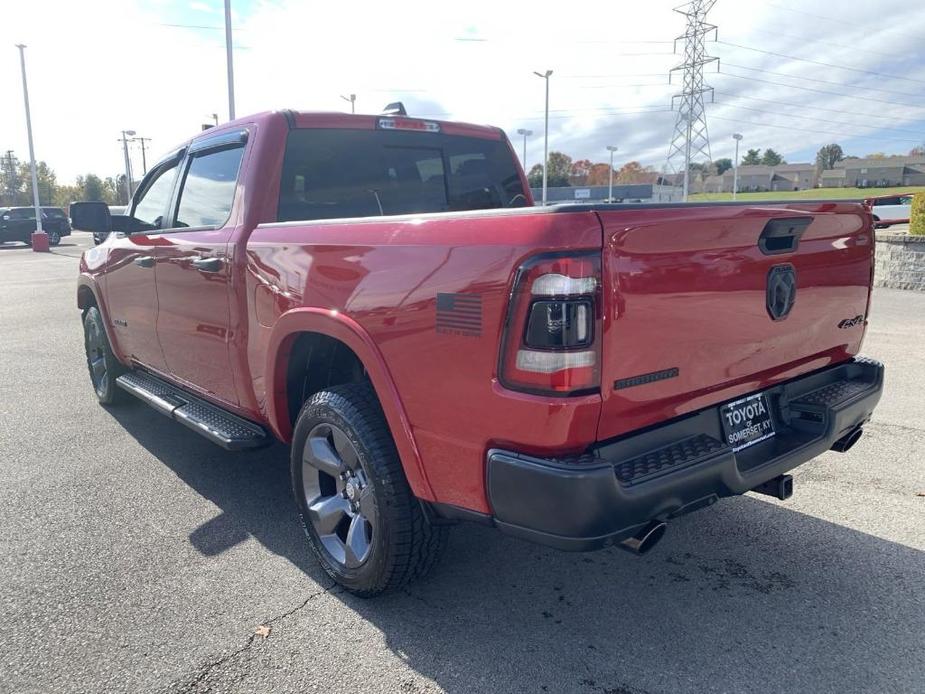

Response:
(47, 229), (61, 246)
(83, 306), (126, 405)
(291, 383), (447, 596)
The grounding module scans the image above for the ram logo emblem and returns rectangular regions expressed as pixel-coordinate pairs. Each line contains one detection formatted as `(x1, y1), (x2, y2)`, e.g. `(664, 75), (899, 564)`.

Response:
(766, 264), (797, 321)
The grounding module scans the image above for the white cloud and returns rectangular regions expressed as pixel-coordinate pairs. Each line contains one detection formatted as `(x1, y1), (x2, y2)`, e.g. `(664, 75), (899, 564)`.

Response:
(1, 0), (923, 184)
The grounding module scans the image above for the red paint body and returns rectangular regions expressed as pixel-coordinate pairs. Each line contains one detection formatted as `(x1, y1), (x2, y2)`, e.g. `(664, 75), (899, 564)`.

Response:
(78, 111), (874, 516)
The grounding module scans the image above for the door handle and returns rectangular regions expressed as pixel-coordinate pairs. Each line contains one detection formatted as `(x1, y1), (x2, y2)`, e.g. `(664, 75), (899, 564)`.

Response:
(191, 256), (224, 273)
(134, 256), (155, 268)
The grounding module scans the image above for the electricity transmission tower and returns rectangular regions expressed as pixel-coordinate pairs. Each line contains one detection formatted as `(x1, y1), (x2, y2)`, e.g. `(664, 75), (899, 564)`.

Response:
(664, 0), (719, 200)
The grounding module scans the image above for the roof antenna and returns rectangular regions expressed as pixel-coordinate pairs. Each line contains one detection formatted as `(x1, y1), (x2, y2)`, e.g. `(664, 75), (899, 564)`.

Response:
(381, 102), (407, 116)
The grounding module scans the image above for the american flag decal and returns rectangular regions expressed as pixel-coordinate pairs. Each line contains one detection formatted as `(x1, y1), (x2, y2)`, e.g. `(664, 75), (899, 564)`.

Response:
(436, 293), (482, 336)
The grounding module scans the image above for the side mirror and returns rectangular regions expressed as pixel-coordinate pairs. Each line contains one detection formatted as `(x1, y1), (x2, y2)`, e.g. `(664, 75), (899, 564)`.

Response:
(69, 201), (112, 234)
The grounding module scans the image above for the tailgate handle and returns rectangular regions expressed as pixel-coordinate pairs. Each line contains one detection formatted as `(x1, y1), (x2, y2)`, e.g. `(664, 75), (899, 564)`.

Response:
(758, 217), (812, 255)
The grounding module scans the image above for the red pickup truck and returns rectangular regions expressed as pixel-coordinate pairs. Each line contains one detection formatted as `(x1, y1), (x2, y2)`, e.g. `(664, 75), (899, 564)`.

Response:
(73, 109), (884, 596)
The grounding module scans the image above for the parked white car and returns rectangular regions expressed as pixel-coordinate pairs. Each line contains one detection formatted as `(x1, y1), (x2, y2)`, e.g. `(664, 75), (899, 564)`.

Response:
(870, 194), (913, 228)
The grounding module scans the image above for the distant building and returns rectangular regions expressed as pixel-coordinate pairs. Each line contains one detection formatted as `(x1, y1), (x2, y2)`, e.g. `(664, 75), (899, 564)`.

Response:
(826, 157), (925, 187)
(662, 164), (818, 194)
(767, 164), (818, 191)
(530, 183), (683, 204)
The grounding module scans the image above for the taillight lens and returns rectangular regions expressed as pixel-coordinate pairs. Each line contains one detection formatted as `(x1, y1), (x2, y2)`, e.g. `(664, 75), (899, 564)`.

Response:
(499, 251), (602, 396)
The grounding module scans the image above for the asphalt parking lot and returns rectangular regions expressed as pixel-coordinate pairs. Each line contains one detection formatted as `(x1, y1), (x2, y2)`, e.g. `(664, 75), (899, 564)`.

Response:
(2, 232), (923, 694)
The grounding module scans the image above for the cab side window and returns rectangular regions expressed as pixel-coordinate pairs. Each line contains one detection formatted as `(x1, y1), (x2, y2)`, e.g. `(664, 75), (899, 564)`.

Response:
(174, 146), (245, 228)
(133, 163), (180, 230)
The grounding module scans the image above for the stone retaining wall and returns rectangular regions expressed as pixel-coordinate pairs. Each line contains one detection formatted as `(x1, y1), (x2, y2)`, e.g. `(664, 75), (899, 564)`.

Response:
(875, 230), (925, 291)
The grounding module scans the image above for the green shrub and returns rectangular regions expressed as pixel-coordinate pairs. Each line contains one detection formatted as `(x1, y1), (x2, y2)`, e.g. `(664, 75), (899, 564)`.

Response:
(912, 193), (925, 235)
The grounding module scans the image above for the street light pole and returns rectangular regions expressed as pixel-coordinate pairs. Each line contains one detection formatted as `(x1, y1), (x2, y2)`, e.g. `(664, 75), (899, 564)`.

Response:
(606, 145), (618, 202)
(340, 94), (356, 114)
(120, 129), (136, 204)
(732, 133), (743, 200)
(224, 0), (236, 120)
(533, 70), (552, 206)
(15, 44), (42, 237)
(516, 128), (533, 172)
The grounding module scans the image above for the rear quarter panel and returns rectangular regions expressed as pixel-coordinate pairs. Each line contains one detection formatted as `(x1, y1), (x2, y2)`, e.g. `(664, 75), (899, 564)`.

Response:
(247, 210), (602, 511)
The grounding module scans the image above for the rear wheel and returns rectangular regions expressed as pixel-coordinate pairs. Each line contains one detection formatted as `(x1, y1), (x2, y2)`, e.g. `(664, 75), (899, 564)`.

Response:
(47, 229), (61, 246)
(83, 306), (126, 405)
(291, 383), (447, 596)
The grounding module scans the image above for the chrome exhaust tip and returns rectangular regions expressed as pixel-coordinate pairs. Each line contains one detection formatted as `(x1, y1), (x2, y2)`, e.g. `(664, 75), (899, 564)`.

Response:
(619, 521), (667, 555)
(831, 427), (863, 453)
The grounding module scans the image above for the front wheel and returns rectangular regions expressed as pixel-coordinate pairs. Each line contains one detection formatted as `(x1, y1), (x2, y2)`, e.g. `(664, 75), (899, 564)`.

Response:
(83, 306), (126, 405)
(47, 230), (61, 246)
(291, 383), (447, 596)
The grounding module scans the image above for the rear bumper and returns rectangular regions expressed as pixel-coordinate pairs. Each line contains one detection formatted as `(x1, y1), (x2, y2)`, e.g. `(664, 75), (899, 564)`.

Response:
(487, 357), (884, 551)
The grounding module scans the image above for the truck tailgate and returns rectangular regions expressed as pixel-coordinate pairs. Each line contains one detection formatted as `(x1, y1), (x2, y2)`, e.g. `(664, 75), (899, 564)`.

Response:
(596, 202), (873, 441)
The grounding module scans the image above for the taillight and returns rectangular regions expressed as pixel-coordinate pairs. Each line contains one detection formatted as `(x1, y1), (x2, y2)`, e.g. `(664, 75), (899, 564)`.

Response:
(499, 251), (602, 396)
(376, 117), (441, 133)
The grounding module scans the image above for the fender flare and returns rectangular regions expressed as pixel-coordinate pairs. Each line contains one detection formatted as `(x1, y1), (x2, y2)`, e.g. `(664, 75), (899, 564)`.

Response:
(77, 274), (128, 364)
(265, 308), (436, 502)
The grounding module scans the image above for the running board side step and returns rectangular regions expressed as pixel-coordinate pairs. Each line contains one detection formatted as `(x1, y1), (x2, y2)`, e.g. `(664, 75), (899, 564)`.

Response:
(116, 371), (270, 450)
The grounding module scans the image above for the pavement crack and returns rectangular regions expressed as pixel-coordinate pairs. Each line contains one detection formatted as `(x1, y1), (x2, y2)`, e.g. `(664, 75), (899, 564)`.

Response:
(167, 580), (338, 693)
(867, 420), (925, 435)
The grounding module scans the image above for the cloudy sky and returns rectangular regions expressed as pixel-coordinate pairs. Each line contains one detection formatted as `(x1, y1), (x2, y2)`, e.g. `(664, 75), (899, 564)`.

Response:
(2, 0), (924, 183)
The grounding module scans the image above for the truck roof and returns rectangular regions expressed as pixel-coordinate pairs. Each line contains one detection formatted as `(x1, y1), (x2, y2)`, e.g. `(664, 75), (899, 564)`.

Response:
(188, 110), (504, 146)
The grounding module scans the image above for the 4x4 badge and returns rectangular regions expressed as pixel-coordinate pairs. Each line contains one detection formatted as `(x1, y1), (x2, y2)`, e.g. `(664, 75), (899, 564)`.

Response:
(838, 315), (864, 329)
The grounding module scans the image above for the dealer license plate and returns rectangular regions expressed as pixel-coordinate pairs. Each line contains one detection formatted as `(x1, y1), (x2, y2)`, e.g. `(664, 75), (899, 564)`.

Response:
(719, 393), (776, 452)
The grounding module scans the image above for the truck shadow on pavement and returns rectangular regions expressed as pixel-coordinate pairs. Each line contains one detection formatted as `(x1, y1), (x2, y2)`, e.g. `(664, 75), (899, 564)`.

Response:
(108, 403), (924, 694)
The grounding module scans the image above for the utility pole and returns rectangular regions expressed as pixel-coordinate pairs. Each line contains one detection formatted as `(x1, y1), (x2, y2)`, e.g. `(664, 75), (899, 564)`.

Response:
(3, 150), (16, 203)
(516, 128), (533, 172)
(120, 130), (136, 204)
(133, 136), (152, 175)
(224, 0), (236, 120)
(606, 145), (618, 201)
(664, 0), (718, 202)
(212, 113), (219, 126)
(340, 94), (356, 114)
(16, 44), (42, 238)
(533, 70), (553, 206)
(732, 133), (743, 199)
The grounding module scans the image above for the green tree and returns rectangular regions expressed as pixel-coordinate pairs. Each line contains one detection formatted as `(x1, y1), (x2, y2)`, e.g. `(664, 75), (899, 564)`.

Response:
(741, 148), (762, 165)
(911, 193), (925, 236)
(545, 152), (573, 187)
(760, 149), (785, 166)
(816, 143), (844, 173)
(18, 160), (57, 205)
(82, 174), (106, 201)
(714, 158), (733, 175)
(527, 164), (543, 188)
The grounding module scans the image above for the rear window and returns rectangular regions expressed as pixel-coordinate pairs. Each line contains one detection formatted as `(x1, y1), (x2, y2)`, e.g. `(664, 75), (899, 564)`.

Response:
(277, 128), (528, 223)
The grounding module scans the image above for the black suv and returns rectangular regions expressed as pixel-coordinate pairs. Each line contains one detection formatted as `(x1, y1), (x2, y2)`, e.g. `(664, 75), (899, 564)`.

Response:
(0, 206), (72, 246)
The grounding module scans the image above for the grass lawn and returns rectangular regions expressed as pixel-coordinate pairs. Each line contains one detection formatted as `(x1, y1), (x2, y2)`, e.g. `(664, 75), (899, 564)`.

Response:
(688, 186), (925, 202)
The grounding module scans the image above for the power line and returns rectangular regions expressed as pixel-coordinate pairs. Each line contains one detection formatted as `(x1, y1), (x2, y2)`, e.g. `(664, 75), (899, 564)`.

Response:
(753, 23), (898, 59)
(722, 63), (925, 100)
(766, 1), (925, 42)
(713, 39), (925, 86)
(713, 102), (925, 137)
(716, 70), (925, 110)
(714, 91), (925, 128)
(709, 114), (923, 144)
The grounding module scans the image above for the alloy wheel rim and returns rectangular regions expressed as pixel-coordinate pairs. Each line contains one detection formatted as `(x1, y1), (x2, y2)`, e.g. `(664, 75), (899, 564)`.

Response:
(86, 321), (108, 396)
(301, 422), (377, 569)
